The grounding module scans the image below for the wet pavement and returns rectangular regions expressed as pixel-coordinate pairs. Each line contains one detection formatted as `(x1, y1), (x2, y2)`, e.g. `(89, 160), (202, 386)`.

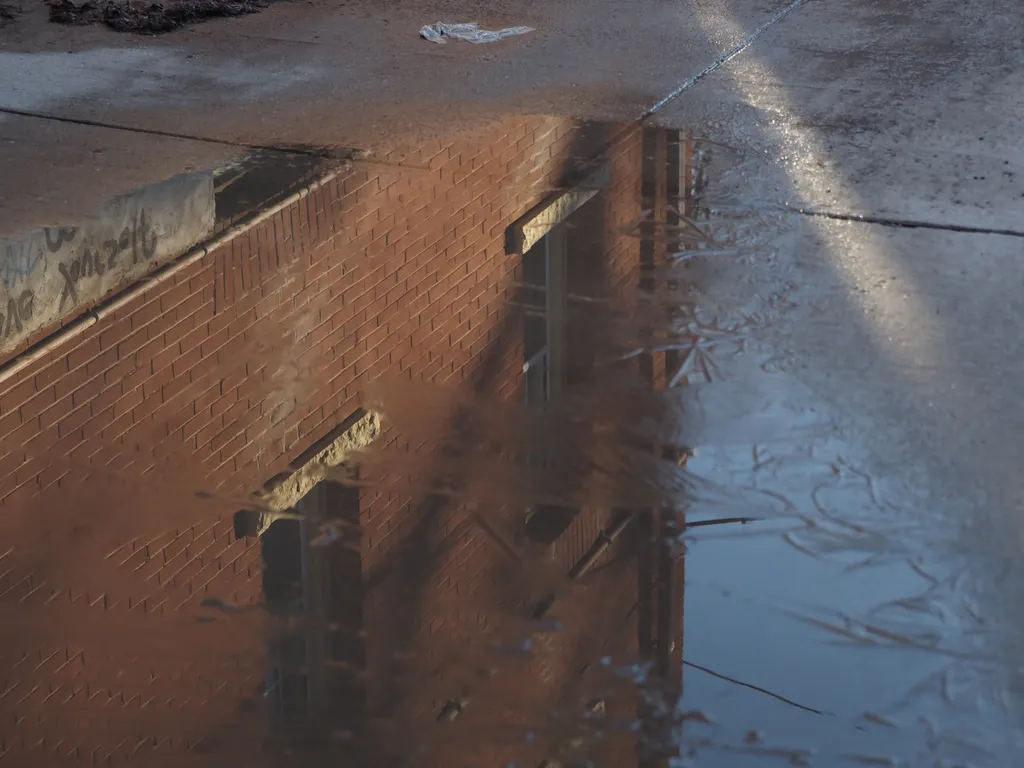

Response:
(0, 111), (1020, 767)
(3, 1), (1024, 766)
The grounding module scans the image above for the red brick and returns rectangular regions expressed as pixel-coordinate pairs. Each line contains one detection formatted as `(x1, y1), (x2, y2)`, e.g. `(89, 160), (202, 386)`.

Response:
(129, 297), (162, 333)
(172, 345), (203, 380)
(218, 365), (248, 400)
(172, 256), (205, 288)
(201, 325), (232, 359)
(18, 386), (56, 423)
(161, 371), (194, 404)
(186, 352), (220, 385)
(118, 363), (149, 400)
(163, 311), (201, 349)
(142, 364), (174, 401)
(11, 451), (48, 490)
(99, 379), (140, 422)
(83, 346), (119, 381)
(290, 280), (318, 310)
(150, 341), (179, 375)
(227, 309), (258, 342)
(57, 403), (91, 439)
(258, 296), (294, 332)
(216, 431), (248, 465)
(304, 318), (333, 350)
(188, 265), (216, 295)
(115, 326), (150, 361)
(217, 397), (248, 430)
(274, 208), (295, 260)
(63, 337), (101, 374)
(231, 438), (263, 474)
(0, 120), (650, 735)
(131, 389), (163, 423)
(33, 358), (71, 392)
(297, 406), (324, 440)
(0, 447), (27, 485)
(190, 379), (221, 414)
(71, 373), (106, 410)
(162, 401), (196, 438)
(157, 280), (191, 316)
(374, 333), (403, 366)
(101, 408), (135, 442)
(249, 230), (269, 287)
(181, 412), (209, 446)
(81, 404), (114, 440)
(306, 252), (332, 284)
(133, 333), (165, 368)
(420, 356), (445, 382)
(235, 369), (266, 408)
(192, 413), (223, 452)
(234, 236), (252, 294)
(1, 476), (39, 509)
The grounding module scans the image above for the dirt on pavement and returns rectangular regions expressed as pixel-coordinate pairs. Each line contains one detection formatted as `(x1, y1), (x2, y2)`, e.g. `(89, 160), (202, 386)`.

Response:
(46, 0), (275, 33)
(0, 0), (20, 24)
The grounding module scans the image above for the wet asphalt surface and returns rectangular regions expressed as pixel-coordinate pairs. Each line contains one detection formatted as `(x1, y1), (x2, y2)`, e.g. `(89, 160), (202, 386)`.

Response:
(1, 0), (1024, 765)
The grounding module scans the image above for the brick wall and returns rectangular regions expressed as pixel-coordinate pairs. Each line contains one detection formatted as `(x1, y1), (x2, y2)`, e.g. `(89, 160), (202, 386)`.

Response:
(0, 115), (648, 766)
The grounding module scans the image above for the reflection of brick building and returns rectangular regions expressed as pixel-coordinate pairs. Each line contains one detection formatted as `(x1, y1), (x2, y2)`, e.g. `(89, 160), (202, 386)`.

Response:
(0, 117), (688, 766)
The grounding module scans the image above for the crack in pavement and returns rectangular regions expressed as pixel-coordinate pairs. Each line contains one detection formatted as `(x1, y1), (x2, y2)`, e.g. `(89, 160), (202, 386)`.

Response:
(682, 658), (832, 716)
(640, 0), (812, 119)
(791, 207), (1024, 239)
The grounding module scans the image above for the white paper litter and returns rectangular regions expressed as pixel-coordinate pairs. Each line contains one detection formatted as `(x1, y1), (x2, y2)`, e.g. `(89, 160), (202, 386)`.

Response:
(420, 22), (535, 44)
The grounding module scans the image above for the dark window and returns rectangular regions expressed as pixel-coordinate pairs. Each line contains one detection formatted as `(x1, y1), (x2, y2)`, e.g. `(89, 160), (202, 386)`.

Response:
(522, 227), (574, 544)
(523, 237), (550, 408)
(261, 479), (364, 735)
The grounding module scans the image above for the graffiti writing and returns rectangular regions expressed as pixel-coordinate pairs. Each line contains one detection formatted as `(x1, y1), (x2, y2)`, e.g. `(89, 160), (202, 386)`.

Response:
(0, 290), (35, 342)
(128, 209), (158, 266)
(58, 255), (87, 311)
(57, 209), (158, 311)
(43, 227), (77, 253)
(1, 241), (44, 290)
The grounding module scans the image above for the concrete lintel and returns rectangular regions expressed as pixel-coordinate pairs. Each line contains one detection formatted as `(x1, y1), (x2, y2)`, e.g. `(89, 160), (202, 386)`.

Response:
(235, 410), (381, 539)
(506, 161), (611, 255)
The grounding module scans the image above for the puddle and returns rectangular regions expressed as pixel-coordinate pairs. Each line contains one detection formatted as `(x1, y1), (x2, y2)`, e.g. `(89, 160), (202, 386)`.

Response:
(0, 116), (1020, 766)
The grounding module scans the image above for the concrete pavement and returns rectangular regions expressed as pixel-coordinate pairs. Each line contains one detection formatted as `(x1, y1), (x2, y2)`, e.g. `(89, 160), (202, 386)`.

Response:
(648, 1), (1024, 761)
(0, 0), (805, 233)
(1, 0), (1023, 762)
